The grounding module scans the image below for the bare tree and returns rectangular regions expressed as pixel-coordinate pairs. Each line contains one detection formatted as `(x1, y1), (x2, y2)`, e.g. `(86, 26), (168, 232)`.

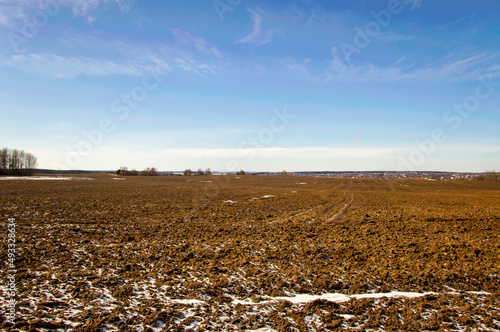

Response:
(18, 150), (26, 171)
(184, 169), (192, 176)
(9, 149), (19, 170)
(478, 170), (498, 181)
(197, 168), (205, 176)
(140, 167), (158, 176)
(205, 168), (212, 176)
(0, 148), (38, 176)
(0, 148), (8, 170)
(119, 166), (128, 176)
(25, 153), (37, 174)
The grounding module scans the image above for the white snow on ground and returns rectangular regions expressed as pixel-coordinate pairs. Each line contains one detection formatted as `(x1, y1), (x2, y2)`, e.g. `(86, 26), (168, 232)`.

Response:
(113, 178), (125, 180)
(468, 291), (491, 295)
(273, 293), (352, 304)
(0, 176), (95, 181)
(350, 291), (438, 301)
(233, 290), (493, 306)
(297, 182), (307, 185)
(271, 290), (493, 304)
(224, 200), (237, 203)
(262, 195), (275, 198)
(150, 320), (166, 332)
(170, 299), (205, 305)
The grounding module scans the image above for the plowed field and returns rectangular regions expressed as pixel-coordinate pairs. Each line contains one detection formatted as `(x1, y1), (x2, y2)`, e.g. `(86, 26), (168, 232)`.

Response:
(1, 174), (499, 331)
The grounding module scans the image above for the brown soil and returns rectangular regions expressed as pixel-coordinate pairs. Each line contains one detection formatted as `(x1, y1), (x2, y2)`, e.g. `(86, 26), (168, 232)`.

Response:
(0, 174), (499, 331)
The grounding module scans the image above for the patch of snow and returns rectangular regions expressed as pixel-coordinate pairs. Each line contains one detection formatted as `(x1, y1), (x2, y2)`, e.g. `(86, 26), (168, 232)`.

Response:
(150, 320), (166, 332)
(274, 293), (351, 304)
(233, 298), (272, 305)
(0, 176), (95, 181)
(224, 200), (237, 203)
(467, 291), (491, 295)
(241, 291), (438, 305)
(170, 299), (205, 305)
(351, 291), (437, 300)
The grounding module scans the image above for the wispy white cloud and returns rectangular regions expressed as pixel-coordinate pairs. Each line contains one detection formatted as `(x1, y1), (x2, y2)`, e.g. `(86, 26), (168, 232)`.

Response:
(2, 53), (170, 79)
(62, 0), (129, 24)
(0, 0), (129, 28)
(0, 26), (227, 79)
(235, 9), (276, 47)
(172, 29), (222, 58)
(45, 143), (500, 171)
(325, 49), (500, 83)
(169, 29), (225, 76)
(394, 57), (406, 65)
(153, 147), (406, 159)
(71, 144), (500, 166)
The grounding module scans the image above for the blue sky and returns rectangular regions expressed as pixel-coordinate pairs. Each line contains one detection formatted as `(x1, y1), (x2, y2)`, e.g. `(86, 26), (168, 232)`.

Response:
(0, 0), (499, 172)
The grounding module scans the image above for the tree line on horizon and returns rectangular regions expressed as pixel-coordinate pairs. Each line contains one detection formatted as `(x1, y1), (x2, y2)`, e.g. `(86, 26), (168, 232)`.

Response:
(117, 166), (158, 176)
(0, 148), (38, 176)
(476, 170), (499, 181)
(116, 167), (216, 176)
(183, 168), (212, 176)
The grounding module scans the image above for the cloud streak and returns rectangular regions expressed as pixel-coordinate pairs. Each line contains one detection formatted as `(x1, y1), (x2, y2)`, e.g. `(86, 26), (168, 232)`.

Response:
(0, 0), (129, 28)
(235, 9), (275, 47)
(0, 27), (227, 79)
(325, 50), (500, 83)
(154, 147), (406, 159)
(2, 53), (170, 79)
